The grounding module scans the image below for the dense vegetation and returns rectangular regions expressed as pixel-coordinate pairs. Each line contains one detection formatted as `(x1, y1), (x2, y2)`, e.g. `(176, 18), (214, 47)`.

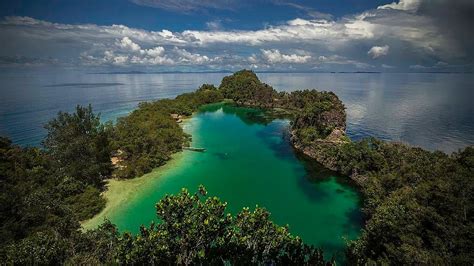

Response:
(115, 187), (326, 265)
(43, 105), (113, 187)
(219, 70), (474, 264)
(296, 138), (474, 264)
(219, 70), (346, 139)
(1, 69), (472, 264)
(112, 83), (223, 178)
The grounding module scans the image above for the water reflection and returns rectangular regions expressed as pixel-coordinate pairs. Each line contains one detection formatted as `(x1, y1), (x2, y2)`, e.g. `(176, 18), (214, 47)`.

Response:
(260, 73), (474, 153)
(1, 71), (473, 153)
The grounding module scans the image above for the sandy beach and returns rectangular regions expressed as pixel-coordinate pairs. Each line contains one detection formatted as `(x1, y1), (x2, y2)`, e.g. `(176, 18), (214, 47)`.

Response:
(81, 151), (188, 230)
(81, 117), (197, 231)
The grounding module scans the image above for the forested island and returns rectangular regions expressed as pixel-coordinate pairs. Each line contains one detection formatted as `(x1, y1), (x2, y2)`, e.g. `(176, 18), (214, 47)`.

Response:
(1, 70), (472, 264)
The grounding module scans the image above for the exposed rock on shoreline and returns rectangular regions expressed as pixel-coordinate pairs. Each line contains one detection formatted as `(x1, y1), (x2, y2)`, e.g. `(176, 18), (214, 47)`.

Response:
(290, 128), (368, 186)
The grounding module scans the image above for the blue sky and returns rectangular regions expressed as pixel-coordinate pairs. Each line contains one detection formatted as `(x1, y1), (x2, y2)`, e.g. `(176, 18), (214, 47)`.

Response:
(0, 0), (393, 31)
(0, 0), (473, 72)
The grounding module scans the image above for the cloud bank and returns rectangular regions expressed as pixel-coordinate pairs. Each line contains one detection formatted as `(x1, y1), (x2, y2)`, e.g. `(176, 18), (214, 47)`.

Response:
(0, 0), (473, 72)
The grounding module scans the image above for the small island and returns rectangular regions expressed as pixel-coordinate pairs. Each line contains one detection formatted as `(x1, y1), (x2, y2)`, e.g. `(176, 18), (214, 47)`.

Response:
(1, 70), (472, 265)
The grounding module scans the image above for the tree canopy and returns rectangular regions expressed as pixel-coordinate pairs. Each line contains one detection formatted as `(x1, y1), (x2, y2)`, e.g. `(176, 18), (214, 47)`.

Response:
(43, 104), (112, 187)
(295, 137), (474, 264)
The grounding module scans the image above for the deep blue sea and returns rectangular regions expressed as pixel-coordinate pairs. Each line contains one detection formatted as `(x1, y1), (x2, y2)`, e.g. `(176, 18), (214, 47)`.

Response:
(1, 70), (473, 153)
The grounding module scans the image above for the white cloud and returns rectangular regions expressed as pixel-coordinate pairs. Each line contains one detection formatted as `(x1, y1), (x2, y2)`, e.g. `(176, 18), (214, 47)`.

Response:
(261, 49), (311, 64)
(113, 55), (129, 65)
(117, 37), (141, 51)
(142, 46), (165, 57)
(317, 55), (373, 69)
(248, 54), (258, 64)
(1, 0), (472, 72)
(409, 64), (428, 69)
(378, 0), (421, 12)
(173, 47), (212, 64)
(206, 20), (223, 31)
(368, 45), (390, 59)
(181, 18), (370, 46)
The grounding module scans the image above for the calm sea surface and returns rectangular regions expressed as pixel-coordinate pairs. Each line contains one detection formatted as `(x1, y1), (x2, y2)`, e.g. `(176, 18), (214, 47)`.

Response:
(1, 70), (473, 153)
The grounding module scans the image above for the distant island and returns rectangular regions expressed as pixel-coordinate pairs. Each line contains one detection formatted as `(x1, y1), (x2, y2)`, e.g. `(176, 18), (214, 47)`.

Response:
(90, 70), (234, 74)
(1, 70), (472, 265)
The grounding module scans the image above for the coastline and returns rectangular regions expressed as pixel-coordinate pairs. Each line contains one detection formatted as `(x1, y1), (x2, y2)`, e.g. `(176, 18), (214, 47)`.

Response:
(81, 117), (195, 231)
(81, 99), (349, 230)
(81, 151), (188, 230)
(289, 129), (369, 186)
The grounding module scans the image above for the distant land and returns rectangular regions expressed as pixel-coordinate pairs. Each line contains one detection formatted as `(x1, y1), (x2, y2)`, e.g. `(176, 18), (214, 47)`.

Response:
(90, 70), (473, 75)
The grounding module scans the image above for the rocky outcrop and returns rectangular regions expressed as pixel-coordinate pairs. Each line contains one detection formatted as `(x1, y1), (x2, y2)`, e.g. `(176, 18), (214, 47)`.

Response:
(290, 128), (368, 186)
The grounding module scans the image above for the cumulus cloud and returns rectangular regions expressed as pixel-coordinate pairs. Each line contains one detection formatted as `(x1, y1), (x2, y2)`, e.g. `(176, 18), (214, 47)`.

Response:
(173, 47), (213, 64)
(142, 46), (165, 57)
(261, 49), (311, 64)
(1, 0), (473, 71)
(90, 42), (220, 66)
(368, 45), (390, 59)
(378, 0), (421, 11)
(117, 37), (141, 51)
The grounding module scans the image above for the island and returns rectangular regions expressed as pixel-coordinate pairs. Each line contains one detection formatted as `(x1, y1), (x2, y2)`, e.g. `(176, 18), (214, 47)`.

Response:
(1, 70), (472, 265)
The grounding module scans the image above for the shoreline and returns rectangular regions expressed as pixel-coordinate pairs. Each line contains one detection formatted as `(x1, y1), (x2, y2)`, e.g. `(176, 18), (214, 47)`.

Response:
(289, 130), (369, 186)
(81, 117), (195, 231)
(81, 151), (188, 230)
(81, 102), (352, 230)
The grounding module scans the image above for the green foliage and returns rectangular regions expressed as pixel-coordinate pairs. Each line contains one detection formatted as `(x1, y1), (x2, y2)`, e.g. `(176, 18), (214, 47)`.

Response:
(112, 85), (223, 178)
(0, 138), (79, 247)
(115, 187), (328, 265)
(113, 108), (185, 178)
(43, 104), (113, 187)
(219, 69), (276, 106)
(67, 220), (120, 264)
(3, 220), (120, 265)
(306, 139), (474, 264)
(0, 107), (114, 258)
(63, 185), (106, 221)
(218, 71), (346, 139)
(297, 127), (322, 145)
(5, 230), (70, 265)
(290, 90), (346, 139)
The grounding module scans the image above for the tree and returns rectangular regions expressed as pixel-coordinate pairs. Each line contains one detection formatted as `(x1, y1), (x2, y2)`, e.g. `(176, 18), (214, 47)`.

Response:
(115, 186), (328, 265)
(43, 105), (112, 187)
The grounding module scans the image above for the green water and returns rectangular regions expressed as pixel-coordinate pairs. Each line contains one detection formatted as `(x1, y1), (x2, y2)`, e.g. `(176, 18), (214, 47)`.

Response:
(106, 103), (363, 258)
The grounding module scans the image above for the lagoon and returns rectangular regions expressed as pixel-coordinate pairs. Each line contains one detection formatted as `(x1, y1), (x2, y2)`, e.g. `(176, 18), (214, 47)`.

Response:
(84, 103), (363, 258)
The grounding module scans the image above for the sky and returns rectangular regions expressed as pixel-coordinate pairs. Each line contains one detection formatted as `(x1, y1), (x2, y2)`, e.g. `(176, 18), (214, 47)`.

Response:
(0, 0), (473, 72)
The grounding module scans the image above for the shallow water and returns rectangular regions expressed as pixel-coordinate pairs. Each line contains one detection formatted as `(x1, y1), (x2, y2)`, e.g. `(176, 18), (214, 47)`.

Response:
(95, 104), (363, 259)
(1, 70), (473, 153)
